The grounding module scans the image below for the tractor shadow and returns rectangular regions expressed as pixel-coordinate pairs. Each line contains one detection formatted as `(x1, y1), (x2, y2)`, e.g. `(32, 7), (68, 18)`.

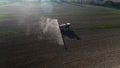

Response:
(61, 29), (80, 40)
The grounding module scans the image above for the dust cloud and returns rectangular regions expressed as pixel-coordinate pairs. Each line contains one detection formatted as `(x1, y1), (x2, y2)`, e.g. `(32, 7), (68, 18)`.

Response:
(0, 1), (64, 45)
(18, 16), (64, 45)
(12, 4), (64, 45)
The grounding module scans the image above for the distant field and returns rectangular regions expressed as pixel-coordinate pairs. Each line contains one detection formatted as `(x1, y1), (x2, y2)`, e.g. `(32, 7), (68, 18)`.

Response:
(0, 3), (120, 31)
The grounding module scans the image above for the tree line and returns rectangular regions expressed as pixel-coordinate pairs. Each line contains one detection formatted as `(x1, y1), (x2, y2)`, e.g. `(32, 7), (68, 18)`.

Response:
(0, 0), (93, 4)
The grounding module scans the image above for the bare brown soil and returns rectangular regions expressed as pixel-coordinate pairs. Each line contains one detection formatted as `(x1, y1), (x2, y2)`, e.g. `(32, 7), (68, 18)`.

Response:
(0, 3), (120, 68)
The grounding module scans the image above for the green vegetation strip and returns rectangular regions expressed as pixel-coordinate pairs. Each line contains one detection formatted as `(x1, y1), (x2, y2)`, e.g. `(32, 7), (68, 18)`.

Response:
(0, 26), (120, 35)
(39, 11), (120, 16)
(73, 25), (120, 30)
(0, 10), (119, 18)
(0, 14), (6, 21)
(111, 10), (120, 15)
